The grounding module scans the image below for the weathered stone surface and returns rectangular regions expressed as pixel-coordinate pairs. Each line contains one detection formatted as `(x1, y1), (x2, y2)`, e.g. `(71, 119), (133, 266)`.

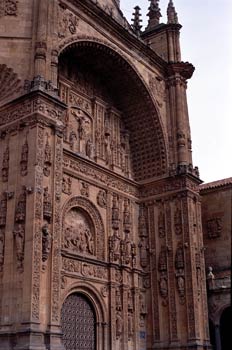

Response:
(0, 1), (229, 350)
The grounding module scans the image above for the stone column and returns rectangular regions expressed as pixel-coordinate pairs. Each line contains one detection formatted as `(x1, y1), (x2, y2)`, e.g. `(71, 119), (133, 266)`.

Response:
(215, 324), (221, 350)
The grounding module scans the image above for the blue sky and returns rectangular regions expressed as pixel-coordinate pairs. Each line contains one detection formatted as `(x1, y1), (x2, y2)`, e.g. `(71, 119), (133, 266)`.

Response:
(120, 0), (232, 183)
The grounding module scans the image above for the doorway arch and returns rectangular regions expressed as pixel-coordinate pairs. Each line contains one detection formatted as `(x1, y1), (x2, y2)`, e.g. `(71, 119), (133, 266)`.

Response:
(61, 293), (96, 350)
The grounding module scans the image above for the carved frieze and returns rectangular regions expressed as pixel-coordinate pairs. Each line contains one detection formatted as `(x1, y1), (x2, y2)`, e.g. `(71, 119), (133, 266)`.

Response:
(62, 257), (108, 280)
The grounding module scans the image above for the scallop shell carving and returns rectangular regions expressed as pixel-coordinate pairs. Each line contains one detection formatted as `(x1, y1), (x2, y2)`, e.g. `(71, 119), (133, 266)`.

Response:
(0, 64), (22, 106)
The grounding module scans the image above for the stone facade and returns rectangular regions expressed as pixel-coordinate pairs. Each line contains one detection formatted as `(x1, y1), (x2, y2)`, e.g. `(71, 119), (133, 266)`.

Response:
(0, 1), (229, 350)
(200, 179), (231, 350)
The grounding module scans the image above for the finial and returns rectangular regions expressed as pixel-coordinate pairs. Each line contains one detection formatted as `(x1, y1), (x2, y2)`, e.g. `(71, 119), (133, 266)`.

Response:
(146, 0), (162, 30)
(131, 6), (143, 36)
(167, 0), (179, 24)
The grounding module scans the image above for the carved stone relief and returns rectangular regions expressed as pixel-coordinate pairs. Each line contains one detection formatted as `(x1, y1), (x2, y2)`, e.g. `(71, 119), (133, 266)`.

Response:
(13, 223), (25, 271)
(206, 217), (222, 239)
(63, 207), (94, 256)
(62, 197), (105, 260)
(20, 136), (28, 177)
(0, 0), (18, 17)
(58, 5), (79, 39)
(1, 145), (9, 182)
(43, 187), (52, 222)
(97, 189), (107, 209)
(62, 175), (72, 195)
(80, 181), (89, 197)
(43, 133), (52, 177)
(175, 243), (185, 303)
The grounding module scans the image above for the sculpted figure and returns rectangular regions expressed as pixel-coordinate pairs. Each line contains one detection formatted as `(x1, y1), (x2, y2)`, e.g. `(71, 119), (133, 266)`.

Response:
(85, 228), (94, 254)
(116, 312), (123, 338)
(13, 224), (25, 269)
(42, 224), (52, 262)
(86, 139), (95, 159)
(139, 237), (149, 268)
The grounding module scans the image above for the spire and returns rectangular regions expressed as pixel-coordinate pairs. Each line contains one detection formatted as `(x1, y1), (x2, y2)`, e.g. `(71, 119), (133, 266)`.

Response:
(146, 0), (162, 30)
(167, 0), (179, 24)
(131, 6), (143, 36)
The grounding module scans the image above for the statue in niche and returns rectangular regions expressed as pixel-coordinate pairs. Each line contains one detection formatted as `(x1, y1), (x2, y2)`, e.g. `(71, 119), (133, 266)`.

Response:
(42, 224), (52, 263)
(158, 209), (165, 238)
(15, 189), (26, 222)
(71, 109), (92, 155)
(2, 145), (9, 182)
(174, 205), (182, 235)
(0, 228), (4, 271)
(158, 246), (167, 272)
(13, 224), (25, 270)
(123, 198), (131, 232)
(176, 275), (185, 297)
(175, 245), (184, 270)
(159, 277), (168, 298)
(112, 193), (119, 230)
(121, 232), (131, 265)
(139, 205), (147, 237)
(86, 139), (95, 159)
(109, 230), (121, 262)
(104, 135), (111, 166)
(116, 288), (122, 311)
(139, 237), (149, 268)
(128, 290), (133, 312)
(69, 130), (78, 152)
(116, 312), (123, 339)
(128, 313), (134, 338)
(62, 176), (72, 195)
(44, 134), (52, 164)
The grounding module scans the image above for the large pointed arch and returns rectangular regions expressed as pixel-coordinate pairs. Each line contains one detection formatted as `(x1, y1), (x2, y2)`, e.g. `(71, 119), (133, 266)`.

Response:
(58, 38), (168, 182)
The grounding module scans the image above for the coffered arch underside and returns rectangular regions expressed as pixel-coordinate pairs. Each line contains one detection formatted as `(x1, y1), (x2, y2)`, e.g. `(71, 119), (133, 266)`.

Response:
(58, 39), (168, 182)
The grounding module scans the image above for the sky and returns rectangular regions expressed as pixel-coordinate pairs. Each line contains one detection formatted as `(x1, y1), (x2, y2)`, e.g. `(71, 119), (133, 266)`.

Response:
(120, 0), (232, 183)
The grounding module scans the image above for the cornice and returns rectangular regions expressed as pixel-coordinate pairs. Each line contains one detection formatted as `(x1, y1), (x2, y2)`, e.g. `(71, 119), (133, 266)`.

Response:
(62, 0), (168, 73)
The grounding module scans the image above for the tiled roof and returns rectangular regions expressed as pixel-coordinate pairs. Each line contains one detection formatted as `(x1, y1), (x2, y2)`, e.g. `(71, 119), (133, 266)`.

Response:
(200, 177), (232, 191)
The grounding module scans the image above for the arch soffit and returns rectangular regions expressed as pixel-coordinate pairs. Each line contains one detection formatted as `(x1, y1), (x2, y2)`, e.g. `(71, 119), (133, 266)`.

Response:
(57, 36), (168, 158)
(62, 196), (106, 260)
(61, 280), (107, 323)
(210, 302), (231, 325)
